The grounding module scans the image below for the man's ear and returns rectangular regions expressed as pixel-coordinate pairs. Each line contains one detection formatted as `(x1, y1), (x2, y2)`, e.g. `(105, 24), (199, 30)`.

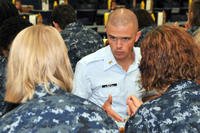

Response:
(135, 31), (141, 42)
(53, 21), (62, 32)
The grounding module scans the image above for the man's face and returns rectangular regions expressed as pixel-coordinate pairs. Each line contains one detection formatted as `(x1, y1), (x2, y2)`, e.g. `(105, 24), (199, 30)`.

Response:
(15, 1), (22, 10)
(106, 23), (138, 62)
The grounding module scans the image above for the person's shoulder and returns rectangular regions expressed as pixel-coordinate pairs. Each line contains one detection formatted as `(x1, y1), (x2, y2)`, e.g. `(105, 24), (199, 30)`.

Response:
(188, 26), (200, 36)
(134, 47), (141, 62)
(82, 26), (100, 35)
(0, 94), (118, 132)
(61, 22), (80, 35)
(63, 22), (97, 34)
(71, 22), (101, 38)
(0, 56), (7, 63)
(125, 104), (150, 132)
(134, 47), (141, 53)
(62, 22), (103, 45)
(34, 83), (66, 99)
(78, 46), (109, 65)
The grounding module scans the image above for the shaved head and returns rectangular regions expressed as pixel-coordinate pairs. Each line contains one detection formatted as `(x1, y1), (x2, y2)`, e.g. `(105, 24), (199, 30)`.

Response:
(105, 8), (141, 69)
(106, 8), (138, 33)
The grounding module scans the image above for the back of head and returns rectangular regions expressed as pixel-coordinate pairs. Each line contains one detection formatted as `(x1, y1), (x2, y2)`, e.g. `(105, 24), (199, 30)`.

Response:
(106, 8), (138, 33)
(132, 9), (156, 30)
(5, 25), (73, 103)
(140, 24), (200, 93)
(0, 0), (19, 27)
(52, 4), (76, 30)
(189, 0), (200, 26)
(0, 16), (32, 56)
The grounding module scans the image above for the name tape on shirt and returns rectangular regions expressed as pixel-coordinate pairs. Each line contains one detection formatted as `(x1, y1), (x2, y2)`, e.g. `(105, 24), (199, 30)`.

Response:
(102, 83), (117, 88)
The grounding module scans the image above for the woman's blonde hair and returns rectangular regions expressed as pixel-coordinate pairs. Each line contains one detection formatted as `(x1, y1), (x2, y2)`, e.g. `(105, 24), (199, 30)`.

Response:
(5, 25), (73, 103)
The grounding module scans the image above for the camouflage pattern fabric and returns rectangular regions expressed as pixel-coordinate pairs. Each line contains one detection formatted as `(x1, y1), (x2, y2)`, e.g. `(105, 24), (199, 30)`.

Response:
(61, 22), (104, 71)
(0, 83), (118, 133)
(0, 56), (7, 116)
(187, 26), (199, 36)
(125, 80), (200, 133)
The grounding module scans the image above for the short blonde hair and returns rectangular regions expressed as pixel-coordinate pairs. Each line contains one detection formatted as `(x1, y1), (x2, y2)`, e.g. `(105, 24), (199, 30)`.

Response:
(106, 8), (138, 34)
(5, 25), (73, 103)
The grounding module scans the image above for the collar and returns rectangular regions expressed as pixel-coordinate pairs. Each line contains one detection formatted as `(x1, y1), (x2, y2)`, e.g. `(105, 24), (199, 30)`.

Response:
(64, 22), (82, 29)
(103, 46), (117, 71)
(166, 80), (197, 94)
(103, 46), (140, 72)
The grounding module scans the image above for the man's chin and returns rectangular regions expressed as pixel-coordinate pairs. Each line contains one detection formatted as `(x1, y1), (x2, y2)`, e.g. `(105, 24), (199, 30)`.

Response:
(114, 55), (125, 61)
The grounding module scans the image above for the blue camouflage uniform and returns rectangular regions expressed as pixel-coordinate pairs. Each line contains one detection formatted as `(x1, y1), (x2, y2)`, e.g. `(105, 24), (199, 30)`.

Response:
(0, 83), (118, 132)
(0, 56), (7, 116)
(125, 80), (200, 133)
(61, 22), (104, 71)
(187, 26), (199, 36)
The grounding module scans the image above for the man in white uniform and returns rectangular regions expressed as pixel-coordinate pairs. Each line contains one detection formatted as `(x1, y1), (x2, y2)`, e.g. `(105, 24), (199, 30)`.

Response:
(73, 8), (143, 122)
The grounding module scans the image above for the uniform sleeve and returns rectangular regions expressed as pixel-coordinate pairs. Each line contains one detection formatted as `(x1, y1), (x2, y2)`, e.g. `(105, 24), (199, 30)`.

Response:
(125, 107), (149, 133)
(72, 60), (92, 99)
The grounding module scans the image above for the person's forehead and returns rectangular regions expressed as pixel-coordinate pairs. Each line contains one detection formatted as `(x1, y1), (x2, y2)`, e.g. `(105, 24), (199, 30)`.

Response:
(107, 24), (136, 35)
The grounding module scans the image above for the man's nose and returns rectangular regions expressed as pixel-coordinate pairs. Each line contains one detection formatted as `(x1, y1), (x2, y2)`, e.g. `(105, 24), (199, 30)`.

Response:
(116, 39), (122, 48)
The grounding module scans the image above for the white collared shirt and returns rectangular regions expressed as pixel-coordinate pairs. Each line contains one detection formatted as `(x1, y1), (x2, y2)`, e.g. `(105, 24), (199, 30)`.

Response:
(73, 45), (143, 118)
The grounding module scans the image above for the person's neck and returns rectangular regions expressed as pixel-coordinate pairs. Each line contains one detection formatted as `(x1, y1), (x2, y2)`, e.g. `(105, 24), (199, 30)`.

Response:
(117, 53), (135, 72)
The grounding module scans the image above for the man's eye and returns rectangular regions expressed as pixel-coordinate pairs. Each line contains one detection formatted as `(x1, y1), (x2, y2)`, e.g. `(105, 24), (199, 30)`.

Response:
(110, 36), (116, 40)
(122, 38), (130, 41)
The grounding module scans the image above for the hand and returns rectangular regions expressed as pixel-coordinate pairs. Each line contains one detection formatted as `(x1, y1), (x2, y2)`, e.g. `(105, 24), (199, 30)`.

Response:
(126, 96), (143, 116)
(102, 95), (123, 122)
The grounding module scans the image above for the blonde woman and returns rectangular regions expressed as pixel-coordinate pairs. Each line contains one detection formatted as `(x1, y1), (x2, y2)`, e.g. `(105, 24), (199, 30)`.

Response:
(1, 25), (118, 132)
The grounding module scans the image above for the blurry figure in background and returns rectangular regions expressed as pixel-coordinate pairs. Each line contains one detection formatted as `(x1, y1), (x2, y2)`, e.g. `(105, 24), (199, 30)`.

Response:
(125, 24), (200, 132)
(111, 0), (117, 10)
(0, 0), (19, 27)
(0, 16), (32, 57)
(14, 0), (22, 13)
(132, 9), (156, 47)
(185, 0), (200, 35)
(0, 17), (32, 103)
(133, 9), (156, 31)
(0, 0), (19, 116)
(52, 4), (103, 71)
(0, 25), (118, 132)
